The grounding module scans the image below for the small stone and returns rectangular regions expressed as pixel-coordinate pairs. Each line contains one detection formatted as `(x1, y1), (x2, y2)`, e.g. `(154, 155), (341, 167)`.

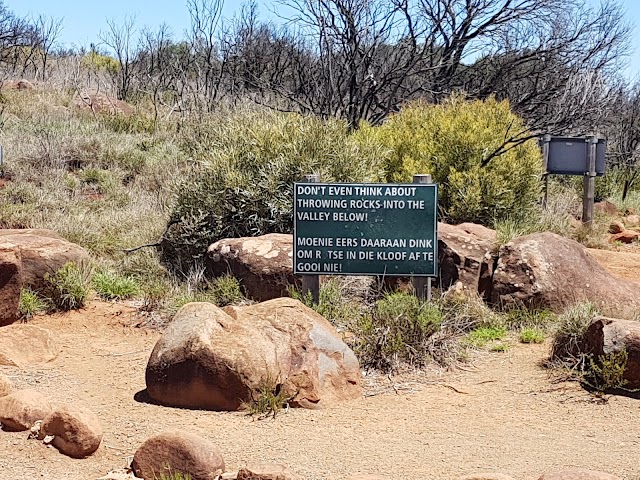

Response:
(608, 221), (625, 234)
(237, 464), (302, 480)
(42, 405), (103, 458)
(538, 469), (621, 480)
(459, 474), (516, 480)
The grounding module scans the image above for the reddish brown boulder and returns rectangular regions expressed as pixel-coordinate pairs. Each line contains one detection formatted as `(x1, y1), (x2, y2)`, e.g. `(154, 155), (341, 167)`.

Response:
(207, 233), (297, 302)
(42, 405), (103, 458)
(146, 298), (361, 411)
(0, 389), (52, 431)
(0, 324), (58, 367)
(383, 222), (497, 295)
(594, 201), (618, 216)
(0, 246), (21, 326)
(438, 223), (496, 295)
(0, 229), (89, 292)
(538, 469), (621, 480)
(0, 374), (13, 397)
(608, 221), (625, 234)
(489, 232), (640, 317)
(583, 317), (640, 389)
(131, 430), (225, 480)
(237, 464), (302, 480)
(624, 214), (640, 227)
(73, 92), (135, 116)
(609, 230), (640, 244)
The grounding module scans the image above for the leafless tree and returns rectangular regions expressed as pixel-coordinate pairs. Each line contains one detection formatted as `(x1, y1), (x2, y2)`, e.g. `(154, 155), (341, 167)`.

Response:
(187, 0), (224, 111)
(99, 15), (138, 100)
(605, 83), (640, 200)
(33, 15), (63, 81)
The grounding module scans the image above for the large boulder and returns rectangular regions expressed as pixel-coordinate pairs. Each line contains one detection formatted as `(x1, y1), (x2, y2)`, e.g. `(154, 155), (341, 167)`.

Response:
(0, 389), (52, 431)
(583, 317), (640, 389)
(0, 245), (22, 326)
(538, 470), (621, 480)
(489, 232), (640, 317)
(0, 324), (58, 367)
(131, 430), (225, 480)
(0, 229), (89, 292)
(438, 223), (496, 295)
(41, 405), (103, 458)
(146, 298), (362, 411)
(207, 233), (297, 302)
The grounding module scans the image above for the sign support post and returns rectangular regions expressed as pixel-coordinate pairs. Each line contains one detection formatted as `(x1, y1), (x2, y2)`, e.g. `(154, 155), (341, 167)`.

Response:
(582, 136), (598, 226)
(411, 174), (432, 301)
(541, 134), (551, 209)
(301, 173), (321, 304)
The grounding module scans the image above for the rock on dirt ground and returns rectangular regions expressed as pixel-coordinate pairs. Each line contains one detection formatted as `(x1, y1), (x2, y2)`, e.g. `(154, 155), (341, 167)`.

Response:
(207, 233), (298, 301)
(0, 389), (52, 431)
(131, 429), (225, 480)
(145, 298), (361, 410)
(489, 232), (640, 317)
(583, 317), (640, 389)
(42, 405), (103, 458)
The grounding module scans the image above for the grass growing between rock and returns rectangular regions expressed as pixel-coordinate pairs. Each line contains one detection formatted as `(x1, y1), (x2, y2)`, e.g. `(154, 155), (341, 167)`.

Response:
(519, 327), (546, 344)
(93, 270), (140, 300)
(18, 288), (48, 319)
(241, 378), (292, 420)
(44, 262), (92, 311)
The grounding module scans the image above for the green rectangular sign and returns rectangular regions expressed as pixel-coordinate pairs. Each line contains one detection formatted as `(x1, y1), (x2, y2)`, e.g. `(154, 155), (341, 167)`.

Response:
(294, 182), (438, 276)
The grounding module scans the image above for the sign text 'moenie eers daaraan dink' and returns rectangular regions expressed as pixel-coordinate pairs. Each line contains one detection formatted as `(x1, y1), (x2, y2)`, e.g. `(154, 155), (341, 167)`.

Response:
(293, 183), (438, 276)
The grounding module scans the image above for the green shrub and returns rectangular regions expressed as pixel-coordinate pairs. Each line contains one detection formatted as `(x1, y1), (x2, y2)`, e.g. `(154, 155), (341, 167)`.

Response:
(93, 270), (140, 300)
(44, 262), (92, 310)
(520, 327), (545, 344)
(584, 350), (629, 394)
(503, 308), (555, 330)
(354, 292), (442, 371)
(206, 275), (244, 307)
(354, 94), (543, 225)
(467, 325), (507, 347)
(162, 109), (385, 273)
(18, 288), (47, 319)
(173, 275), (245, 309)
(550, 302), (599, 365)
(289, 279), (364, 330)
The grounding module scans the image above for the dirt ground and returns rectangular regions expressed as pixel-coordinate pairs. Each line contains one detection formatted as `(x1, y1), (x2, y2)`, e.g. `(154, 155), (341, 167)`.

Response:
(1, 300), (640, 480)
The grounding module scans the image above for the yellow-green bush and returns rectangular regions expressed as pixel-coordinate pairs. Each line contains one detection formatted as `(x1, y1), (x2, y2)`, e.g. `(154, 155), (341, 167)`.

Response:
(162, 109), (386, 273)
(354, 95), (543, 224)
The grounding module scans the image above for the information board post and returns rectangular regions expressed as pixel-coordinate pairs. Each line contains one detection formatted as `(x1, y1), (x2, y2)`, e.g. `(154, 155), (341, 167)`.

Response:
(541, 134), (551, 209)
(411, 174), (432, 301)
(582, 136), (598, 226)
(301, 174), (321, 304)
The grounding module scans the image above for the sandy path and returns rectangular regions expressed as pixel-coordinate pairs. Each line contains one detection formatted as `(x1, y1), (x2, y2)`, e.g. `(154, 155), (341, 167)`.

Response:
(1, 302), (639, 480)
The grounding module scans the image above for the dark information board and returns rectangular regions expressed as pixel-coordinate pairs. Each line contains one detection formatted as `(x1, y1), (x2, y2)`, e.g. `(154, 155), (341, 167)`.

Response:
(293, 183), (438, 276)
(542, 137), (606, 176)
